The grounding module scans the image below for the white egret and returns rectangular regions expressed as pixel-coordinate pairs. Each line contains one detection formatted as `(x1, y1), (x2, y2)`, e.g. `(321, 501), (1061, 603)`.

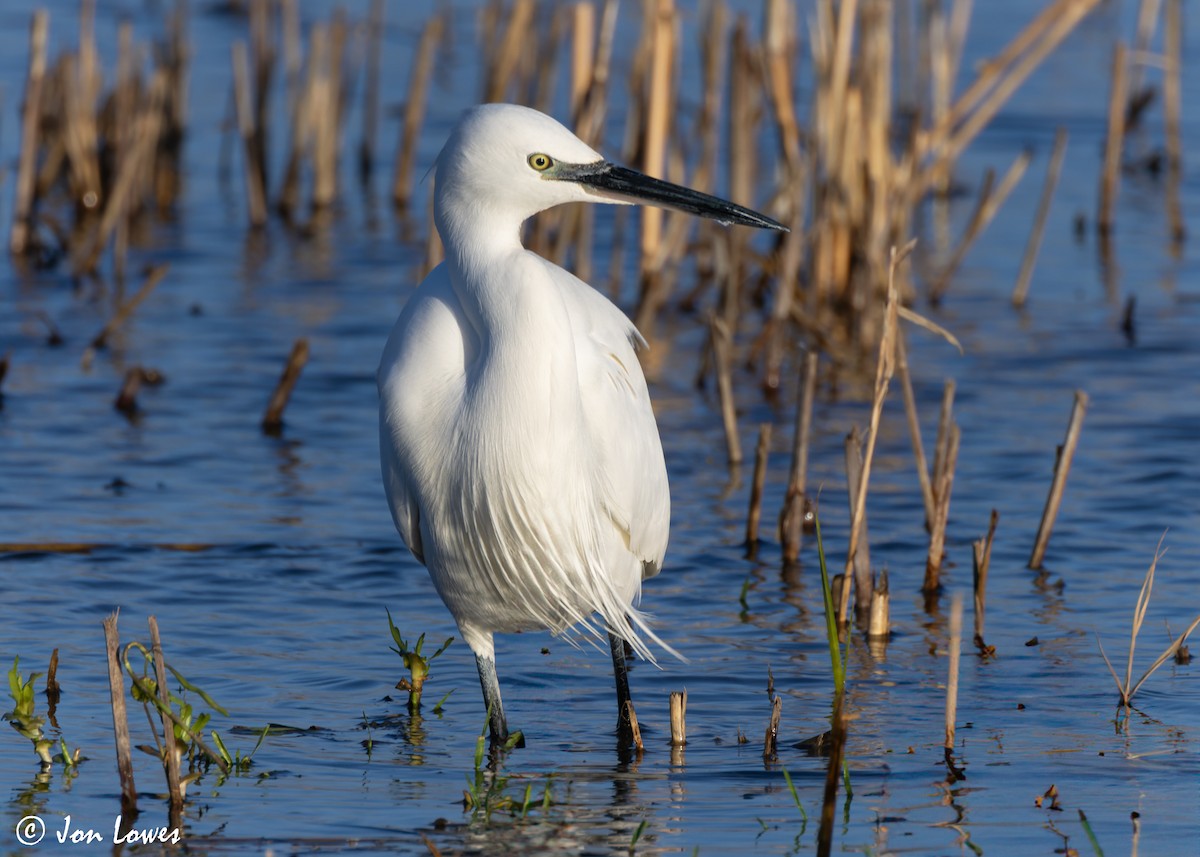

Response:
(378, 103), (784, 744)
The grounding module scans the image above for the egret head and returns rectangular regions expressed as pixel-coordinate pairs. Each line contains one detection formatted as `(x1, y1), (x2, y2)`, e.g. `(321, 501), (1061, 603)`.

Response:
(433, 104), (785, 249)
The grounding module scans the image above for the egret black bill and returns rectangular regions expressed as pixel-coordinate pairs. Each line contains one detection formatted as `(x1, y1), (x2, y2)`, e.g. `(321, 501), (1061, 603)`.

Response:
(562, 161), (787, 232)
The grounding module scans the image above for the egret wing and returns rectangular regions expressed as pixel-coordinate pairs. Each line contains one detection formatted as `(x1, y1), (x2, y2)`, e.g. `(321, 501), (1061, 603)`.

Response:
(552, 263), (670, 580)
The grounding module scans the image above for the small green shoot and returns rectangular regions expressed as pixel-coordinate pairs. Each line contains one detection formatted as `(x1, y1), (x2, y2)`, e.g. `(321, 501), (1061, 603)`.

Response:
(629, 819), (648, 852)
(4, 656), (54, 768)
(1078, 809), (1104, 857)
(387, 608), (454, 712)
(781, 767), (808, 823)
(813, 513), (846, 692)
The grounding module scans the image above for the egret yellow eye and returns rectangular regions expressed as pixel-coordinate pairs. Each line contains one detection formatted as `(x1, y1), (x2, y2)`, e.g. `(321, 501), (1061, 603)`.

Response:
(528, 153), (554, 172)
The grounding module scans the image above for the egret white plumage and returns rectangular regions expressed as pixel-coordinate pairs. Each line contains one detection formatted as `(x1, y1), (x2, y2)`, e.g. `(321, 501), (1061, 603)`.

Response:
(378, 103), (784, 744)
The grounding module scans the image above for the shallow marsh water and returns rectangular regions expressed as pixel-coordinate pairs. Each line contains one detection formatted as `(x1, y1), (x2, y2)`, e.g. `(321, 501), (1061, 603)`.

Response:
(2, 1), (1199, 854)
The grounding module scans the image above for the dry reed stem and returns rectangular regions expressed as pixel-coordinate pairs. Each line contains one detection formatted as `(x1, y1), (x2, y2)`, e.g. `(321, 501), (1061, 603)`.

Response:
(944, 592), (964, 777)
(311, 18), (344, 211)
(669, 689), (687, 747)
(570, 3), (595, 118)
(931, 380), (956, 493)
(84, 264), (170, 365)
(103, 611), (138, 814)
(844, 427), (873, 612)
(710, 315), (742, 466)
(746, 423), (772, 550)
(896, 334), (936, 529)
(358, 0), (384, 182)
(233, 42), (268, 227)
(639, 0), (675, 287)
(10, 10), (48, 257)
(930, 150), (1031, 303)
(1163, 0), (1184, 245)
(917, 0), (1101, 193)
(262, 338), (310, 433)
(1029, 390), (1088, 569)
(625, 700), (644, 752)
(1013, 128), (1068, 306)
(1129, 0), (1162, 98)
(973, 509), (998, 649)
(780, 351), (818, 563)
(392, 14), (444, 207)
(149, 617), (184, 820)
(485, 0), (534, 103)
(762, 694), (781, 763)
(764, 0), (801, 171)
(1097, 41), (1128, 235)
(839, 240), (911, 624)
(924, 423), (960, 593)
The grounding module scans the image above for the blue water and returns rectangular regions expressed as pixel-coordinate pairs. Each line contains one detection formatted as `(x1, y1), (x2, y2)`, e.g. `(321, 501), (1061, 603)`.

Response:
(2, 1), (1198, 854)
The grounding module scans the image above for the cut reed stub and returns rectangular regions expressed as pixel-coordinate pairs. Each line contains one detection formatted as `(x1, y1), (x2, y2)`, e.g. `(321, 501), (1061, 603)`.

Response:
(868, 567), (890, 640)
(669, 690), (687, 747)
(762, 694), (782, 764)
(744, 423), (772, 555)
(262, 338), (310, 434)
(625, 699), (644, 752)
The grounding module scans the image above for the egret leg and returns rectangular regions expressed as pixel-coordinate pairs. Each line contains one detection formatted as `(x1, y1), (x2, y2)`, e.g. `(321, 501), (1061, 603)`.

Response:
(609, 632), (634, 741)
(475, 654), (509, 744)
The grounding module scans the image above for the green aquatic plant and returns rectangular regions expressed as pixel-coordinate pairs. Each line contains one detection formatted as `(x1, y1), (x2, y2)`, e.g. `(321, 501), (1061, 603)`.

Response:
(1097, 537), (1200, 710)
(387, 609), (454, 712)
(4, 655), (54, 768)
(122, 641), (264, 794)
(4, 655), (80, 771)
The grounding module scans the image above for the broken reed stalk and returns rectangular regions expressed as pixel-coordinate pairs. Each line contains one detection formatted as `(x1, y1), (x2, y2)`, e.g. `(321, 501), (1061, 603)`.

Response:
(710, 315), (742, 466)
(896, 334), (936, 529)
(1097, 41), (1128, 236)
(931, 380), (956, 497)
(924, 423), (960, 594)
(1163, 0), (1184, 246)
(781, 351), (818, 563)
(1029, 390), (1088, 569)
(839, 240), (912, 625)
(843, 427), (873, 613)
(917, 0), (1102, 192)
(762, 694), (782, 764)
(868, 567), (889, 639)
(358, 0), (383, 182)
(45, 648), (61, 709)
(10, 10), (48, 257)
(930, 150), (1031, 303)
(625, 700), (644, 752)
(669, 690), (687, 747)
(83, 264), (170, 366)
(115, 367), (145, 413)
(944, 592), (965, 779)
(392, 14), (443, 207)
(1013, 128), (1068, 307)
(103, 611), (138, 814)
(149, 617), (184, 822)
(262, 338), (310, 433)
(973, 509), (998, 651)
(745, 424), (772, 551)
